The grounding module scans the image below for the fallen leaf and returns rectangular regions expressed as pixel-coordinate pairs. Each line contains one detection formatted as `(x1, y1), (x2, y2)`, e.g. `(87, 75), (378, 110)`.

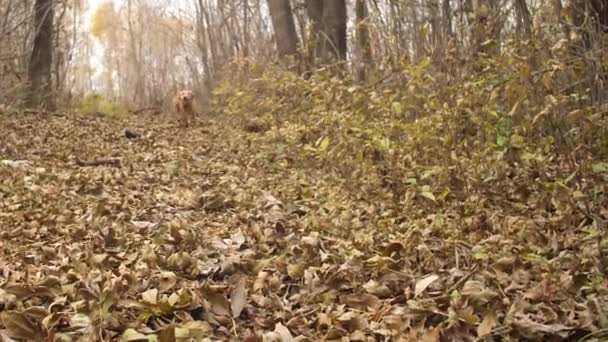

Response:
(231, 231), (246, 246)
(415, 274), (439, 297)
(274, 323), (293, 342)
(420, 327), (441, 342)
(141, 288), (158, 305)
(231, 278), (248, 318)
(0, 311), (40, 340)
(363, 280), (392, 297)
(182, 320), (212, 334)
(477, 312), (497, 337)
(207, 292), (230, 317)
(158, 272), (178, 292)
(254, 271), (269, 292)
(287, 263), (305, 280)
(158, 325), (176, 342)
(90, 253), (108, 265)
(420, 191), (437, 203)
(120, 328), (149, 341)
(340, 293), (380, 310)
(69, 313), (91, 329)
(461, 280), (497, 304)
(512, 314), (571, 338)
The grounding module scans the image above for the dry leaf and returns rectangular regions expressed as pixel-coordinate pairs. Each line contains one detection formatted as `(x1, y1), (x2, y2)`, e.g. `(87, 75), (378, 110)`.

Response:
(207, 292), (230, 317)
(420, 327), (441, 342)
(158, 272), (178, 292)
(90, 253), (108, 265)
(158, 325), (176, 342)
(512, 315), (571, 338)
(120, 328), (149, 341)
(231, 278), (248, 318)
(254, 271), (269, 292)
(340, 293), (381, 310)
(182, 320), (212, 334)
(457, 306), (480, 324)
(461, 280), (497, 304)
(141, 288), (158, 305)
(415, 274), (439, 297)
(477, 312), (497, 337)
(231, 231), (246, 246)
(287, 263), (305, 279)
(363, 280), (392, 297)
(274, 323), (293, 342)
(0, 311), (40, 340)
(350, 330), (367, 341)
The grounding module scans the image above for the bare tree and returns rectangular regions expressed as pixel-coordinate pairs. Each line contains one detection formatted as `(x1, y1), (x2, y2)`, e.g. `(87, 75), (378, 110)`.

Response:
(442, 0), (452, 39)
(514, 0), (532, 40)
(267, 0), (299, 61)
(33, 0), (605, 109)
(355, 0), (372, 80)
(27, 0), (55, 109)
(303, 0), (347, 66)
(322, 0), (347, 61)
(305, 0), (323, 65)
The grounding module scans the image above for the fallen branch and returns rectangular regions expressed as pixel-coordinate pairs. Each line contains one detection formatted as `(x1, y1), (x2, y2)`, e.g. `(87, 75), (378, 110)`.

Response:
(76, 158), (121, 167)
(130, 107), (162, 115)
(21, 109), (65, 118)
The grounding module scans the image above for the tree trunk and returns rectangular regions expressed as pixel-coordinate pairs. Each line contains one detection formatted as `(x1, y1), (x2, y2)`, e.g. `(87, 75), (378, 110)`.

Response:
(591, 0), (608, 31)
(514, 0), (532, 40)
(409, 1), (423, 61)
(242, 0), (250, 58)
(429, 0), (442, 51)
(571, 0), (608, 48)
(322, 0), (347, 61)
(267, 0), (299, 61)
(472, 0), (500, 56)
(194, 0), (212, 90)
(305, 0), (323, 63)
(442, 0), (452, 38)
(355, 0), (372, 81)
(27, 0), (54, 109)
(126, 0), (144, 106)
(306, 0), (347, 66)
(569, 0), (608, 103)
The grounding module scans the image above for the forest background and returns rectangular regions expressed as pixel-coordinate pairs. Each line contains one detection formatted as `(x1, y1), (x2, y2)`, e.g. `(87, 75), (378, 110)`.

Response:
(1, 0), (608, 341)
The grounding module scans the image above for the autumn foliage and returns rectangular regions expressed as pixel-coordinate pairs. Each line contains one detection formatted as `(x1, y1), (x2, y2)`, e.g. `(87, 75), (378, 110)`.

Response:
(1, 0), (608, 341)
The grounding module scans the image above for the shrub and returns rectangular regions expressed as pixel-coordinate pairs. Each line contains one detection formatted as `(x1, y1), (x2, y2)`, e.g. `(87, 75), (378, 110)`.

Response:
(212, 55), (608, 220)
(76, 94), (131, 116)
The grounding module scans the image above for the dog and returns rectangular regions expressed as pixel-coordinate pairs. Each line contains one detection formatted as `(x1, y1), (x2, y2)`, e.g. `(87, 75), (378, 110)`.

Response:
(173, 90), (195, 125)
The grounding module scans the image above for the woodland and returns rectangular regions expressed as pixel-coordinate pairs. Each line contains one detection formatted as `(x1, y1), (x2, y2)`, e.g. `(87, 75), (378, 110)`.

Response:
(1, 0), (608, 341)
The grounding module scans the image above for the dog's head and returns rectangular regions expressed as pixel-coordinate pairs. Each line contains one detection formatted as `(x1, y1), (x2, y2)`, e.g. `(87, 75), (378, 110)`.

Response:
(179, 90), (194, 103)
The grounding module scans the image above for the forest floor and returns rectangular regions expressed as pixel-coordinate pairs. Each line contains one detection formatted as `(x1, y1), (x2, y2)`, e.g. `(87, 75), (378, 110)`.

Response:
(0, 110), (607, 341)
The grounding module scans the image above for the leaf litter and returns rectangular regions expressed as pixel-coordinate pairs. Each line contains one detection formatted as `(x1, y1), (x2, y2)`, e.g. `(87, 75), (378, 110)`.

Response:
(0, 111), (607, 341)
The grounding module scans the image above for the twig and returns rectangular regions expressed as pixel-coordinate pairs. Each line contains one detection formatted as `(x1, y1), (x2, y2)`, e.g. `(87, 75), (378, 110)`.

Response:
(76, 158), (121, 167)
(578, 327), (608, 341)
(446, 265), (478, 293)
(130, 106), (162, 115)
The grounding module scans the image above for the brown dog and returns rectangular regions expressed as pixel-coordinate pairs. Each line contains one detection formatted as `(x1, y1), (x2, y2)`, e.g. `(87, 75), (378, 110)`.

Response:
(173, 90), (195, 125)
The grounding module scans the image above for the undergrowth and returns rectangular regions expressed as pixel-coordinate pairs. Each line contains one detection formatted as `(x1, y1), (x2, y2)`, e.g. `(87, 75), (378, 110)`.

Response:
(75, 93), (132, 116)
(212, 56), (608, 224)
(206, 59), (608, 339)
